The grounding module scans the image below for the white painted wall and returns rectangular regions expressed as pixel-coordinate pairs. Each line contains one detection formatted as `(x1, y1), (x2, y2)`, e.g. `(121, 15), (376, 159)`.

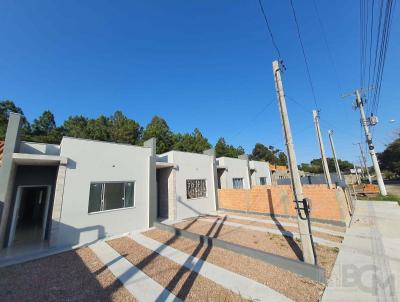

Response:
(20, 142), (60, 155)
(249, 160), (272, 186)
(56, 137), (152, 248)
(158, 151), (217, 219)
(217, 157), (251, 189)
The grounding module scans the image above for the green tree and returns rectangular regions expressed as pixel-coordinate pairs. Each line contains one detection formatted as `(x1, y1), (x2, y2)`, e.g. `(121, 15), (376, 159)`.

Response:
(378, 136), (400, 176)
(63, 115), (90, 138)
(30, 110), (62, 143)
(142, 116), (174, 154)
(300, 158), (353, 174)
(0, 100), (30, 139)
(277, 152), (288, 165)
(215, 137), (244, 158)
(250, 143), (285, 164)
(173, 128), (211, 153)
(87, 115), (110, 141)
(108, 111), (142, 144)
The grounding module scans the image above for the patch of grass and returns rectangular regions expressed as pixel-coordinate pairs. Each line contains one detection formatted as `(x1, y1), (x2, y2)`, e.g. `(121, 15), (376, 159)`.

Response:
(359, 194), (400, 204)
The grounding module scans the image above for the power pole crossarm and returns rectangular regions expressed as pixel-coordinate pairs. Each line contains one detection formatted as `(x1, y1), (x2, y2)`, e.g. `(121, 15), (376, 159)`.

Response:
(272, 60), (316, 265)
(312, 110), (333, 188)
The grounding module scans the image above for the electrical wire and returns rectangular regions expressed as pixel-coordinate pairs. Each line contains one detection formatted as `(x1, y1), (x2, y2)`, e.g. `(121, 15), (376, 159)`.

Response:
(311, 0), (343, 93)
(258, 0), (282, 59)
(231, 98), (276, 139)
(288, 0), (319, 110)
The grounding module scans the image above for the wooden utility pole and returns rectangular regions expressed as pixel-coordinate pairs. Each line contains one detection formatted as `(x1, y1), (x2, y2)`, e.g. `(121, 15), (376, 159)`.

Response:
(272, 60), (316, 265)
(312, 110), (333, 188)
(343, 89), (387, 195)
(356, 142), (372, 184)
(328, 130), (342, 180)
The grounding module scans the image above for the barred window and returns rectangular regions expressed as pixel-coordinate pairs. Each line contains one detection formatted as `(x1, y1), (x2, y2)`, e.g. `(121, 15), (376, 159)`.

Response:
(232, 178), (244, 189)
(186, 179), (207, 199)
(88, 182), (134, 213)
(260, 177), (267, 185)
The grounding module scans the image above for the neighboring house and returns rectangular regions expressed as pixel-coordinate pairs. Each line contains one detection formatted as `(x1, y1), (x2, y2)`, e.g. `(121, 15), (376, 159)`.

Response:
(249, 160), (272, 186)
(216, 156), (251, 189)
(216, 156), (272, 189)
(156, 150), (217, 220)
(270, 164), (291, 184)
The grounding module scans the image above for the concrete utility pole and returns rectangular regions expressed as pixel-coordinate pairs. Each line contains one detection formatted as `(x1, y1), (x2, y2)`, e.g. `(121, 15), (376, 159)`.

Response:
(343, 89), (386, 195)
(353, 162), (361, 185)
(328, 130), (342, 180)
(312, 110), (333, 188)
(356, 142), (372, 184)
(272, 60), (316, 265)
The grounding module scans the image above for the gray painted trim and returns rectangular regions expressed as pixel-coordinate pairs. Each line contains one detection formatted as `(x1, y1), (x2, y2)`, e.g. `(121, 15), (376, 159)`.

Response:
(203, 148), (219, 212)
(154, 221), (326, 284)
(144, 138), (157, 227)
(0, 113), (22, 247)
(218, 208), (347, 227)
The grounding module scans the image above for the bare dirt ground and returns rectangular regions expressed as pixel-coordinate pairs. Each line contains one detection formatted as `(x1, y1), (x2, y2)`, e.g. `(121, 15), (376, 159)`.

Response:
(144, 228), (326, 302)
(215, 216), (344, 243)
(107, 237), (245, 302)
(0, 247), (136, 302)
(219, 211), (346, 233)
(172, 217), (338, 277)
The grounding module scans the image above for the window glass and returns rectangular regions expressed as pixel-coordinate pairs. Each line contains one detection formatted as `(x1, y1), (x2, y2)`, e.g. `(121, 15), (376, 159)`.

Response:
(124, 182), (135, 207)
(186, 179), (207, 199)
(260, 177), (267, 185)
(104, 183), (125, 210)
(232, 178), (244, 189)
(88, 181), (135, 213)
(88, 183), (102, 213)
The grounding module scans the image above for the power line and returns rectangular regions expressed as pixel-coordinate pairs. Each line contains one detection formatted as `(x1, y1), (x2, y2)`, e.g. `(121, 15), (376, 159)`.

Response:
(311, 0), (343, 93)
(285, 95), (359, 141)
(257, 0), (282, 59)
(288, 0), (319, 110)
(231, 97), (275, 139)
(371, 0), (395, 115)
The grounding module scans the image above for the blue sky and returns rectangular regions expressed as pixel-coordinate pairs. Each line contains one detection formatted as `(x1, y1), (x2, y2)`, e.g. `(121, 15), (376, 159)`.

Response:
(0, 0), (398, 164)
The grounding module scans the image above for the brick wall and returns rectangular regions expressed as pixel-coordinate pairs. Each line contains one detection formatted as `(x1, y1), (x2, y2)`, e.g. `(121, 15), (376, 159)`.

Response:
(218, 184), (346, 222)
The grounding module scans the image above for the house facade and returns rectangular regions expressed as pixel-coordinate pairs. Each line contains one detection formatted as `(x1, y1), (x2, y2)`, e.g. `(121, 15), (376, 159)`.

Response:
(0, 114), (274, 257)
(156, 150), (218, 220)
(0, 114), (157, 251)
(216, 156), (272, 189)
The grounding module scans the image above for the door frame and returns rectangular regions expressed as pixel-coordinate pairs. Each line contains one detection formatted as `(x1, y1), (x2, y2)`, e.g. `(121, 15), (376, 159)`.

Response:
(8, 185), (52, 247)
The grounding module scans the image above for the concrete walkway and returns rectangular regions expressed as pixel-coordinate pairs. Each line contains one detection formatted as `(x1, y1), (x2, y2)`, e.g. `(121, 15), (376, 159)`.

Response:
(131, 233), (292, 302)
(198, 217), (341, 248)
(218, 213), (345, 237)
(322, 200), (400, 302)
(90, 241), (180, 302)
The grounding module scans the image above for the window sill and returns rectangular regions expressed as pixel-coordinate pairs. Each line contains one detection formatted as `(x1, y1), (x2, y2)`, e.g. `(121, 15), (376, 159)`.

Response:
(186, 196), (208, 201)
(88, 206), (136, 215)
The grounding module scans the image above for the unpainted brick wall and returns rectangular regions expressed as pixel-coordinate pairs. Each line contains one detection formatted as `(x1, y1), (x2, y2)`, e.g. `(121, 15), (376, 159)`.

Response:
(218, 185), (345, 221)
